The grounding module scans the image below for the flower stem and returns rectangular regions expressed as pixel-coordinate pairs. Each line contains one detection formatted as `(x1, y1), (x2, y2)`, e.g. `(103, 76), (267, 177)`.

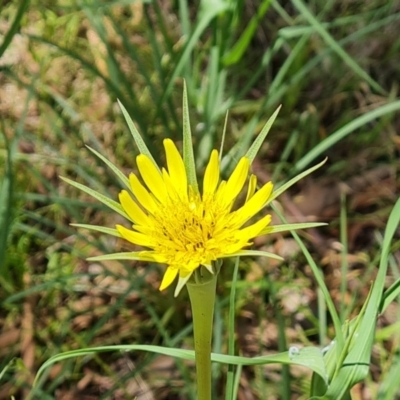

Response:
(187, 272), (217, 400)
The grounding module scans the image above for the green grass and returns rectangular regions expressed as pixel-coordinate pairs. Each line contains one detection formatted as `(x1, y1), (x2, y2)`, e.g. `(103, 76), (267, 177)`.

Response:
(1, 0), (400, 398)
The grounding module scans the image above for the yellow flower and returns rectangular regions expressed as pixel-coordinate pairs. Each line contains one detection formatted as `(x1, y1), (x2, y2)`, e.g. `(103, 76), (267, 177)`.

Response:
(63, 88), (325, 296)
(117, 138), (274, 294)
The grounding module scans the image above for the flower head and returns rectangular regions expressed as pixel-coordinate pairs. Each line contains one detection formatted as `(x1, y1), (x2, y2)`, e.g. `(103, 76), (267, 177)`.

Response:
(63, 88), (326, 296)
(117, 139), (273, 294)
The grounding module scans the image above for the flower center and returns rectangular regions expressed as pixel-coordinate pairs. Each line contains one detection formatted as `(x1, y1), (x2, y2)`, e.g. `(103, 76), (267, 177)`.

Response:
(150, 189), (227, 267)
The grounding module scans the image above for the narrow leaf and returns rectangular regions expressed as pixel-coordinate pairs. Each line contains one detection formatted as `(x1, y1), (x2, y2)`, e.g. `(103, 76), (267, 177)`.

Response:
(86, 146), (130, 189)
(291, 0), (385, 95)
(272, 204), (344, 351)
(269, 158), (327, 203)
(261, 222), (328, 235)
(294, 100), (400, 172)
(227, 250), (284, 261)
(70, 224), (120, 237)
(322, 198), (400, 398)
(0, 0), (30, 58)
(117, 99), (158, 168)
(223, 0), (271, 66)
(219, 110), (229, 160)
(87, 252), (155, 262)
(182, 81), (198, 187)
(246, 106), (281, 164)
(60, 176), (129, 220)
(34, 344), (327, 389)
(381, 276), (400, 314)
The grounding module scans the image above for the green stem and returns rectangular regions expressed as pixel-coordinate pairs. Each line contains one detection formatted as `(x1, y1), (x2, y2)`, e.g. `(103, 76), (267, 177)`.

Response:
(187, 272), (217, 400)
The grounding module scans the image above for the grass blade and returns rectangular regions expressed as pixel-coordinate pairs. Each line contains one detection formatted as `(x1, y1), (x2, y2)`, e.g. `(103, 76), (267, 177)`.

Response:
(223, 0), (271, 66)
(272, 204), (344, 351)
(322, 197), (400, 398)
(0, 133), (13, 283)
(294, 100), (400, 172)
(291, 0), (386, 95)
(0, 0), (30, 58)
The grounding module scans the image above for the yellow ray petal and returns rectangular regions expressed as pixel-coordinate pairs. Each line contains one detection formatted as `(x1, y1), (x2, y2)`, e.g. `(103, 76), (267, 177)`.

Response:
(140, 251), (168, 263)
(116, 224), (155, 247)
(119, 190), (149, 226)
(215, 180), (227, 205)
(162, 168), (179, 201)
(236, 214), (272, 241)
(223, 240), (252, 255)
(159, 266), (179, 291)
(136, 154), (168, 203)
(219, 157), (249, 206)
(129, 173), (158, 213)
(234, 182), (273, 226)
(245, 174), (258, 203)
(164, 139), (188, 199)
(132, 224), (155, 236)
(203, 150), (220, 196)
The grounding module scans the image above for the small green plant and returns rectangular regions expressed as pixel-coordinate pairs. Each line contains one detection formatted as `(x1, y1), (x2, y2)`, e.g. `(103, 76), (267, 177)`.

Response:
(31, 87), (400, 399)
